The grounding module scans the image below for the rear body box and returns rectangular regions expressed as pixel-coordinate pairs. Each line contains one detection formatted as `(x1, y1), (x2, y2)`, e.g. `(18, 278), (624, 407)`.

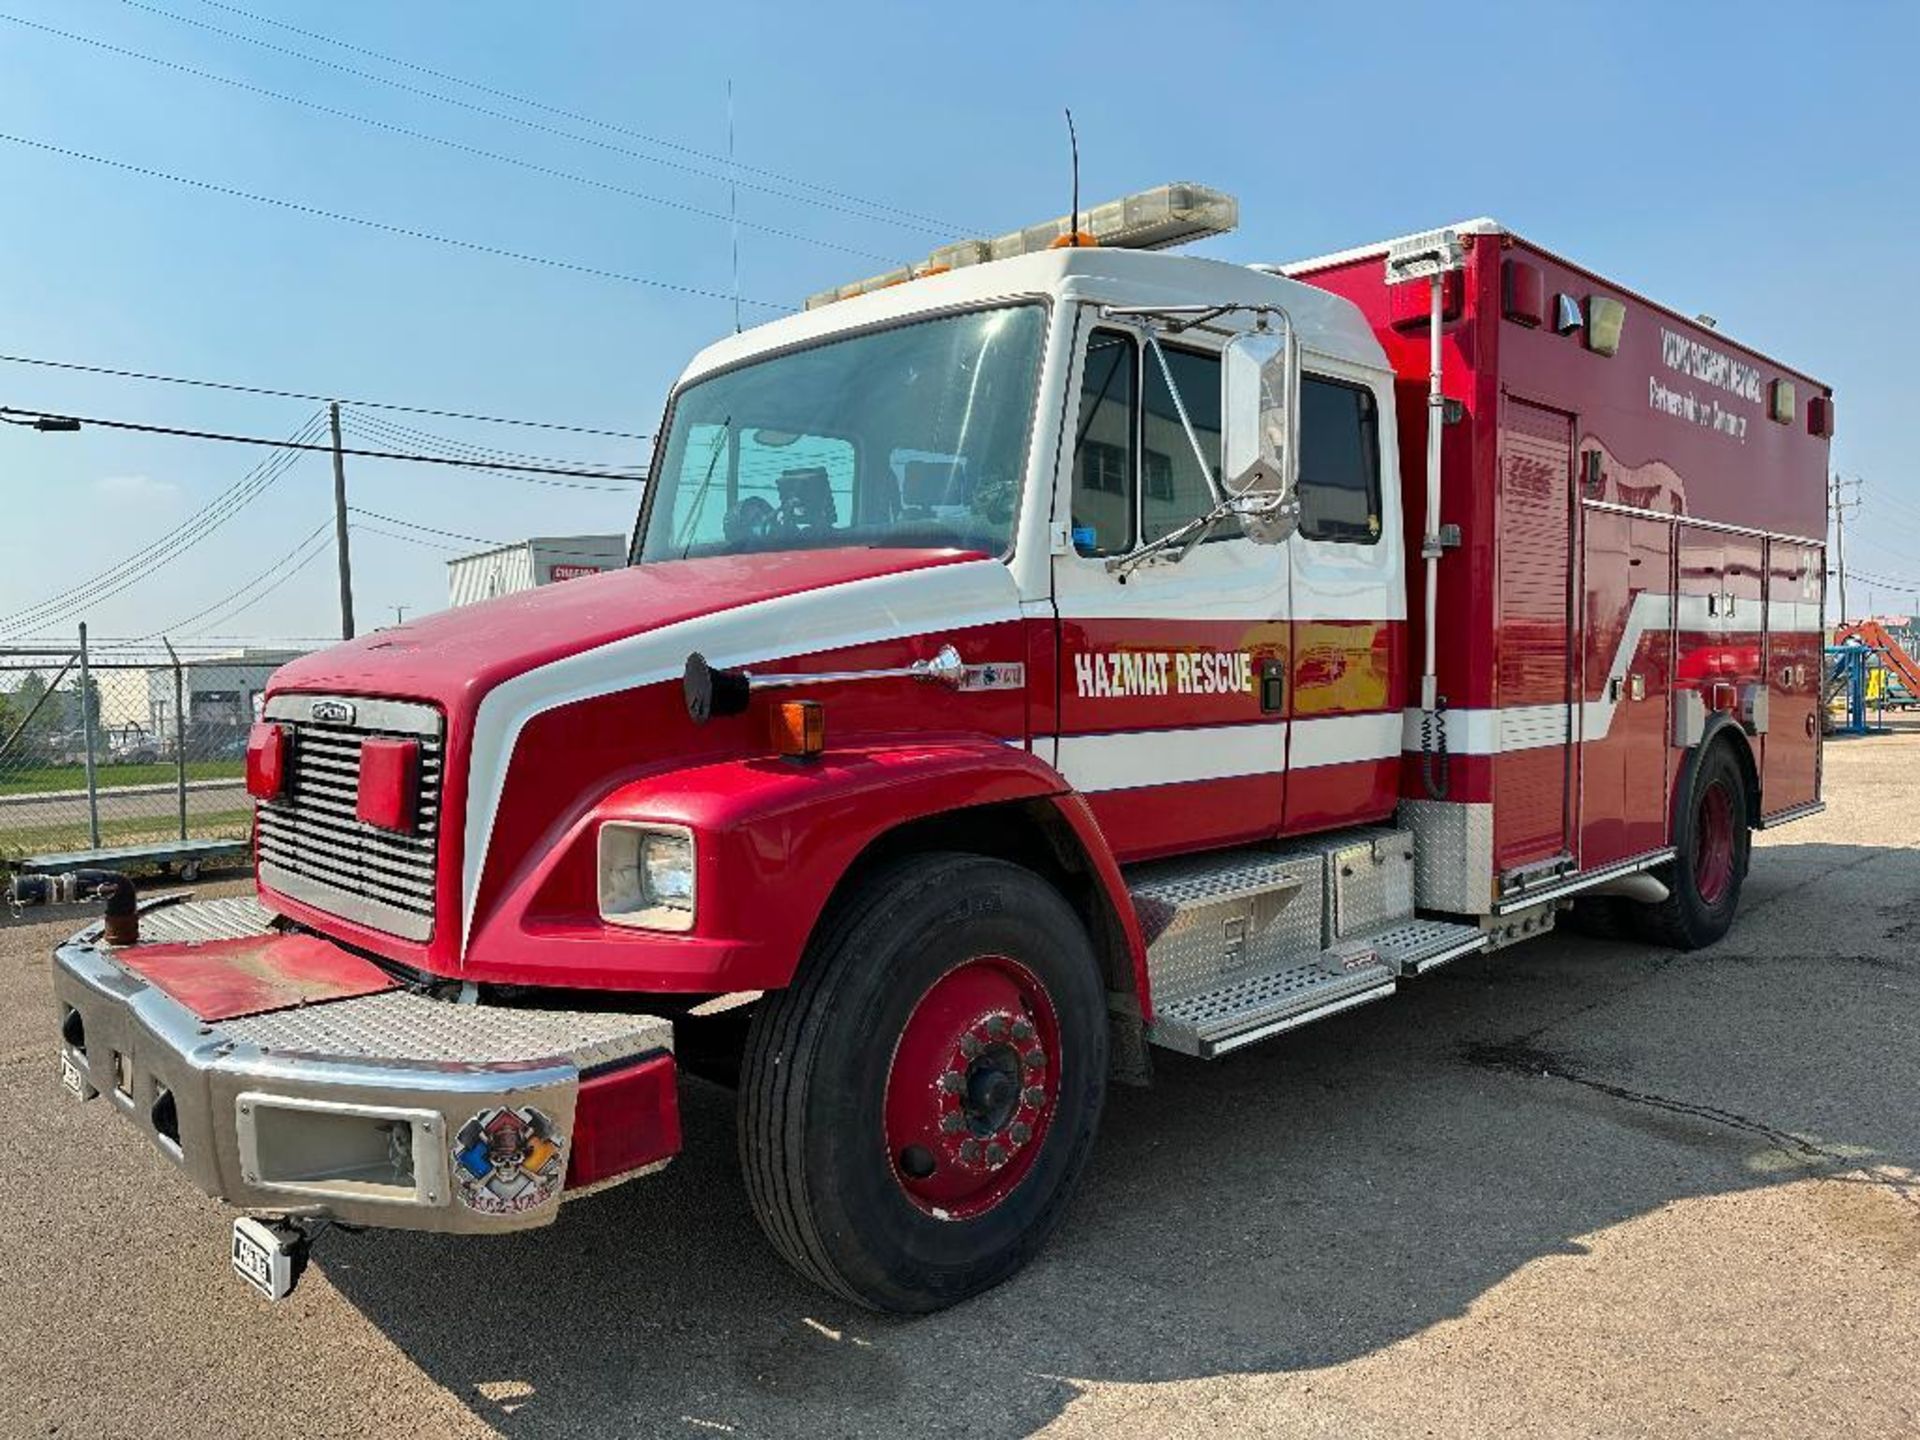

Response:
(1289, 224), (1831, 909)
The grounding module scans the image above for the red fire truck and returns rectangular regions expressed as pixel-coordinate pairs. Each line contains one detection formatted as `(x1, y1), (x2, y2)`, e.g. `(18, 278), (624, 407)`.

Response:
(52, 187), (1833, 1312)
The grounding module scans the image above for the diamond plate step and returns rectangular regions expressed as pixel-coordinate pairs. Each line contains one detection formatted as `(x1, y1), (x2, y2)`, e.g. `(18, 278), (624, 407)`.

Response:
(1147, 951), (1396, 1058)
(1363, 917), (1487, 976)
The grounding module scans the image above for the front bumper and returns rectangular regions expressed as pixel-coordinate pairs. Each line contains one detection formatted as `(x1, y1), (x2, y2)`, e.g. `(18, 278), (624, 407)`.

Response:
(52, 897), (678, 1234)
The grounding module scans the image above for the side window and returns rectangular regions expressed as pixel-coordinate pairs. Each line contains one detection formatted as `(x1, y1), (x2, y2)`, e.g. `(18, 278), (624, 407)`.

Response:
(1070, 332), (1225, 556)
(1298, 378), (1383, 544)
(1070, 329), (1136, 555)
(1141, 346), (1221, 544)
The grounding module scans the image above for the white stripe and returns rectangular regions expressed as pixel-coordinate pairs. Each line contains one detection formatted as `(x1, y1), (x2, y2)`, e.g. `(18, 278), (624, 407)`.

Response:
(462, 560), (1022, 944)
(1768, 599), (1823, 633)
(1056, 723), (1287, 793)
(1290, 711), (1401, 769)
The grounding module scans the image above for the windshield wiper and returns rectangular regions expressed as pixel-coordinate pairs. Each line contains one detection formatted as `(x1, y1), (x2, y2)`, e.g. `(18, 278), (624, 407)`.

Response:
(672, 416), (732, 558)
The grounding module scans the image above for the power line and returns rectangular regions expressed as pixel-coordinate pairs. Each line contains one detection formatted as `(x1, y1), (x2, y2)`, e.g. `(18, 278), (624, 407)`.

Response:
(0, 403), (649, 481)
(189, 0), (968, 231)
(0, 350), (650, 439)
(0, 351), (650, 439)
(139, 517), (336, 639)
(0, 12), (900, 266)
(121, 0), (964, 236)
(0, 411), (325, 636)
(347, 508), (505, 548)
(0, 130), (795, 313)
(341, 411), (640, 475)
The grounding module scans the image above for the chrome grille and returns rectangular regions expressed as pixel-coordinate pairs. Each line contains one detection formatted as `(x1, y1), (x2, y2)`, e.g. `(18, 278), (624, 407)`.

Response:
(258, 694), (444, 941)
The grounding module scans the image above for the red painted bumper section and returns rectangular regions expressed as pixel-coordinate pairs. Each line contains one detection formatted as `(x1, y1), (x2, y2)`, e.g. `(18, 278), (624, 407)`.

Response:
(116, 932), (399, 1022)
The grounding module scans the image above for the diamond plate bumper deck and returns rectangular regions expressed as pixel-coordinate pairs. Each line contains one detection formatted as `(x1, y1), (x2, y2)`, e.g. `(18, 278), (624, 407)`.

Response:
(52, 899), (675, 1234)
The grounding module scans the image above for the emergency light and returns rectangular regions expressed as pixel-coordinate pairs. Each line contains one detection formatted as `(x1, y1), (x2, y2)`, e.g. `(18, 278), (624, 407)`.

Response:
(804, 183), (1239, 310)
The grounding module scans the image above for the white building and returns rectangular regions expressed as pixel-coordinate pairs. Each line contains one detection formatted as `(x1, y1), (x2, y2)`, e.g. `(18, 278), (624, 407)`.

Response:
(446, 535), (628, 607)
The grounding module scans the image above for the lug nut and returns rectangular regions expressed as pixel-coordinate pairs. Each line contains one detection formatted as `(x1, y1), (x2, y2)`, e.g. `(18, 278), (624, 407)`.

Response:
(940, 1112), (965, 1133)
(1022, 1085), (1047, 1108)
(959, 1139), (982, 1163)
(1023, 1048), (1046, 1070)
(985, 1015), (1009, 1038)
(985, 1142), (1007, 1166)
(939, 1071), (965, 1094)
(1010, 1018), (1035, 1041)
(958, 1035), (983, 1059)
(1009, 1121), (1032, 1145)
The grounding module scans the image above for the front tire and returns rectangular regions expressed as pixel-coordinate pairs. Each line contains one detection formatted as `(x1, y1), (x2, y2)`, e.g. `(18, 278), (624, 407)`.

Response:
(1632, 740), (1751, 950)
(738, 852), (1108, 1313)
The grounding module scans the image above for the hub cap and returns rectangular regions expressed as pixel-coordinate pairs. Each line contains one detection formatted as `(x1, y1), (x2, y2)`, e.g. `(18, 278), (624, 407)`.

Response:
(1692, 779), (1736, 906)
(883, 955), (1061, 1219)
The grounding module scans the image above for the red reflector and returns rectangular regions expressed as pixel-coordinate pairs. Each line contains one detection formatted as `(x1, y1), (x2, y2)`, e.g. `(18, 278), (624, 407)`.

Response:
(1807, 394), (1835, 438)
(566, 1053), (682, 1189)
(245, 722), (286, 799)
(355, 737), (419, 831)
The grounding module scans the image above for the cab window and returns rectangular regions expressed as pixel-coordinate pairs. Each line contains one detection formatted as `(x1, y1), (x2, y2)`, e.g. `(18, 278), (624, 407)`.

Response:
(1069, 331), (1223, 556)
(1297, 377), (1383, 544)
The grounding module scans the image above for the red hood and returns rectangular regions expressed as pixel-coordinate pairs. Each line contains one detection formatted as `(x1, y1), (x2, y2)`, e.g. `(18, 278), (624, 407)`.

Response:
(269, 547), (986, 716)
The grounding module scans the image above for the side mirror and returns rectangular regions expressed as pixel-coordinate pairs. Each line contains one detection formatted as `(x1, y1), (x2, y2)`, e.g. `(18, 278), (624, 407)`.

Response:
(1221, 322), (1301, 545)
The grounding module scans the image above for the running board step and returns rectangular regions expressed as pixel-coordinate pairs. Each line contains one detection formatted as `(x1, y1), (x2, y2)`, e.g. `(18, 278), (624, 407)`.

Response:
(1365, 917), (1487, 976)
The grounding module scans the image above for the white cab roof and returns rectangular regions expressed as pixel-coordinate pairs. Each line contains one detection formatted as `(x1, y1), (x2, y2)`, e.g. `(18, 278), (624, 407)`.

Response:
(675, 247), (1390, 388)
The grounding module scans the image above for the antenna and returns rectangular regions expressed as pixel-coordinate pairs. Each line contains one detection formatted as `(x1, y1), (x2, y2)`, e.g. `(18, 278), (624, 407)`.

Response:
(1065, 108), (1082, 246)
(728, 78), (741, 333)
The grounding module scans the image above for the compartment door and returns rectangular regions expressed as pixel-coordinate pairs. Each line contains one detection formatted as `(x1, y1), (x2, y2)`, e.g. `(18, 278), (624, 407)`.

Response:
(1578, 511), (1672, 867)
(1493, 396), (1576, 878)
(1764, 540), (1822, 814)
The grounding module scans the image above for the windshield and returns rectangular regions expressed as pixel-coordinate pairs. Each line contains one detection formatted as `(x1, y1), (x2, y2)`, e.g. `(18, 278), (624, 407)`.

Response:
(636, 305), (1046, 562)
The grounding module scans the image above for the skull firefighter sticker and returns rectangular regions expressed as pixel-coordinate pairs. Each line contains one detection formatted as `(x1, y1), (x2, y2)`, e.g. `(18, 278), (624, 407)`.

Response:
(453, 1105), (566, 1214)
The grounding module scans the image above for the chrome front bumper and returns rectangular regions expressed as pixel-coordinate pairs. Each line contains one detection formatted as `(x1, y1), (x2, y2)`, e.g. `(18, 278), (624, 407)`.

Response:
(52, 898), (676, 1234)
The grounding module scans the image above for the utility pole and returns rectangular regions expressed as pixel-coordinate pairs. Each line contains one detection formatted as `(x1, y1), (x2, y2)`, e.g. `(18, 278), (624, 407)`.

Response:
(330, 400), (355, 640)
(390, 603), (410, 627)
(1831, 472), (1861, 627)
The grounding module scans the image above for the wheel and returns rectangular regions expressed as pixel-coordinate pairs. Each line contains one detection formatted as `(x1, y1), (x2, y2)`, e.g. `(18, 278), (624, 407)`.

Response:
(738, 852), (1109, 1313)
(1631, 740), (1751, 950)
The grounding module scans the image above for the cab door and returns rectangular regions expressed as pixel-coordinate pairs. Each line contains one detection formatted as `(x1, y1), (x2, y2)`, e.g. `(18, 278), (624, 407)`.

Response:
(1050, 324), (1291, 864)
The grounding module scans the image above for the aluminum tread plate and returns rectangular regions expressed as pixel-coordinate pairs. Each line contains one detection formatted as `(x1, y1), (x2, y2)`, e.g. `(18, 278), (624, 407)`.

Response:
(1149, 957), (1395, 1057)
(1361, 917), (1487, 975)
(221, 990), (673, 1070)
(137, 895), (279, 945)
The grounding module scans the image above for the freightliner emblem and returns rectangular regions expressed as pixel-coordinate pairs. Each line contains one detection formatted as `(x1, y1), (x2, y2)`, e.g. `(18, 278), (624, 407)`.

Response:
(308, 699), (356, 725)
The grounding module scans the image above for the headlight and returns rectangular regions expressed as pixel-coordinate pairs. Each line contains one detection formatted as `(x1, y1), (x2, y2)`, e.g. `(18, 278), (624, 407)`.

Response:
(598, 823), (696, 932)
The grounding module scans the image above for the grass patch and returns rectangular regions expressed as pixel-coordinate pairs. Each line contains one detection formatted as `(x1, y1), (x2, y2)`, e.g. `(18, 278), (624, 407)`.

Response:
(0, 760), (244, 796)
(0, 809), (252, 860)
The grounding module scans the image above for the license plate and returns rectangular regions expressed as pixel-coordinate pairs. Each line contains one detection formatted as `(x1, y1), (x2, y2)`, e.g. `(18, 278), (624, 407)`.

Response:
(231, 1218), (296, 1300)
(59, 1051), (85, 1099)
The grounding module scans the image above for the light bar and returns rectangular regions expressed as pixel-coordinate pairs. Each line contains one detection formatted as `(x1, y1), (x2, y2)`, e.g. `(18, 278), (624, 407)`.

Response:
(805, 182), (1239, 309)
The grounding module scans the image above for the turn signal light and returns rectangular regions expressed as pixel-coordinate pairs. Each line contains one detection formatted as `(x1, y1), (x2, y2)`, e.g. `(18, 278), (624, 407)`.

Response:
(771, 700), (825, 760)
(355, 737), (419, 832)
(245, 722), (286, 800)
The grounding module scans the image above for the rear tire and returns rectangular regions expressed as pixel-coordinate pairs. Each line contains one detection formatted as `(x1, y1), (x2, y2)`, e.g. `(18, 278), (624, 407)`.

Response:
(738, 852), (1108, 1313)
(1631, 740), (1751, 951)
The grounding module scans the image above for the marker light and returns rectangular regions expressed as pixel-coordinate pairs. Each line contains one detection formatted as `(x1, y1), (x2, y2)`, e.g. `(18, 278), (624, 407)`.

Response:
(771, 700), (826, 760)
(599, 824), (696, 933)
(245, 722), (287, 800)
(805, 182), (1239, 309)
(1585, 295), (1626, 357)
(1769, 379), (1796, 424)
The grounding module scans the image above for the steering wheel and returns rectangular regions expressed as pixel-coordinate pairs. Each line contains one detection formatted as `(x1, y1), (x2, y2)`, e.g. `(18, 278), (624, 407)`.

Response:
(722, 495), (780, 545)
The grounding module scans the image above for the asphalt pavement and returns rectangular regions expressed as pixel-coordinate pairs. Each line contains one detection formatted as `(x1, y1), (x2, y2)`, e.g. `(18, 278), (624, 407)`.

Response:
(3, 727), (1916, 1439)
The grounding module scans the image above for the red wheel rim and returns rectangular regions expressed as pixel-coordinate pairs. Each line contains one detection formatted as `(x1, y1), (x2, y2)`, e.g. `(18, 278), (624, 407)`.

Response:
(882, 955), (1061, 1220)
(1692, 779), (1736, 906)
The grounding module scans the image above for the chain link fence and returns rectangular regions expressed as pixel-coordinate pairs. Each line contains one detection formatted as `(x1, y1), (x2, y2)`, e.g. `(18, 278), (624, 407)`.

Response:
(1, 632), (306, 868)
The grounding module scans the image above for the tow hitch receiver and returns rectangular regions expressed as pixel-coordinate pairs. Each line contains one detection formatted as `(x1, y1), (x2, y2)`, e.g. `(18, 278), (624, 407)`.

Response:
(231, 1216), (311, 1301)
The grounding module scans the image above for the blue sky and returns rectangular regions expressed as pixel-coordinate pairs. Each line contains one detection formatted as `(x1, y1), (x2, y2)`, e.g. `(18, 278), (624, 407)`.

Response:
(1, 0), (1915, 644)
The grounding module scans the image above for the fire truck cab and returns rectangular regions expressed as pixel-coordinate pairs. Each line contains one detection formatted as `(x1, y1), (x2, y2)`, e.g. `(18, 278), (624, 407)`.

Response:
(52, 188), (1833, 1313)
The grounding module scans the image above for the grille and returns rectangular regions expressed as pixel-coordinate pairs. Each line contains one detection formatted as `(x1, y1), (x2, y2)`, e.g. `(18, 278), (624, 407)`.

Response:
(258, 695), (444, 942)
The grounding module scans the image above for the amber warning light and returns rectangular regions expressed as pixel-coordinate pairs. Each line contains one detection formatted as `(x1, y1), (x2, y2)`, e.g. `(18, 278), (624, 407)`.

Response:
(771, 700), (826, 760)
(805, 183), (1239, 310)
